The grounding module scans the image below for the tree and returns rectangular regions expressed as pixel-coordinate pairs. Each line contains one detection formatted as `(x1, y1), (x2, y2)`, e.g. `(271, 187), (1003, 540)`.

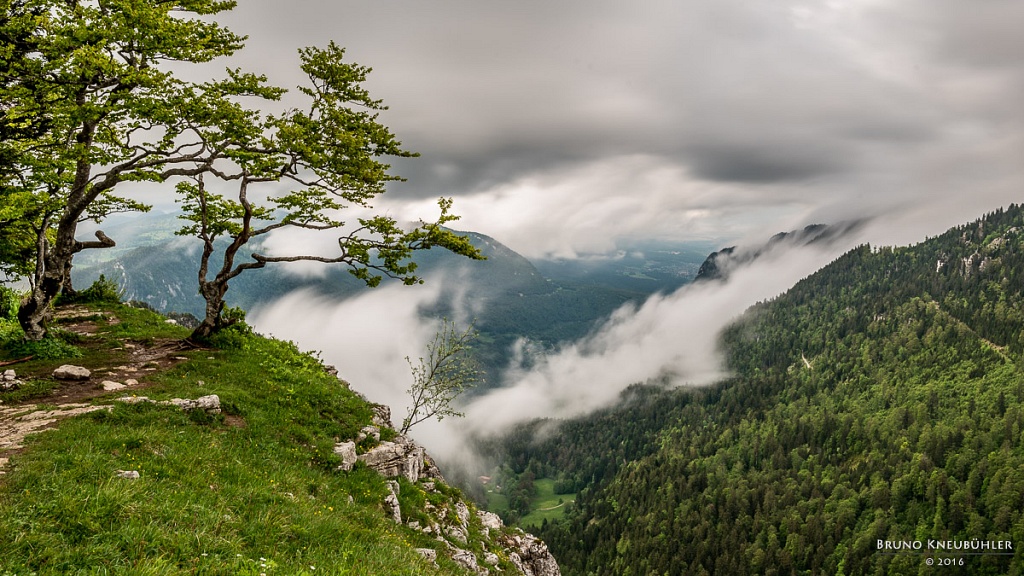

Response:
(0, 1), (49, 281)
(1, 0), (276, 340)
(400, 319), (481, 435)
(176, 42), (483, 341)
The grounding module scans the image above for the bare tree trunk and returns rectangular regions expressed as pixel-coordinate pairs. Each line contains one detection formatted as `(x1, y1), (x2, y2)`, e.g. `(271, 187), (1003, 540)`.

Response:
(189, 281), (228, 342)
(18, 215), (114, 340)
(61, 259), (77, 298)
(186, 175), (260, 343)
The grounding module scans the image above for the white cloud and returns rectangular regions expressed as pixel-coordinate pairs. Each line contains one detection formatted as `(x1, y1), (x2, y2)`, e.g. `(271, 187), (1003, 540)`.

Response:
(248, 283), (445, 416)
(457, 238), (856, 436)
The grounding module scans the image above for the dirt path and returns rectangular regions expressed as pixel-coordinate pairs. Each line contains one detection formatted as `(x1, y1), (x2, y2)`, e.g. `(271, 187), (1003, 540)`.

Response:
(0, 306), (201, 474)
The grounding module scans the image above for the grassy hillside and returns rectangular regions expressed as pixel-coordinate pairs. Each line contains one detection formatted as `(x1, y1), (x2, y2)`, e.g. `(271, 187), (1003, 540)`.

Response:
(0, 297), (497, 575)
(498, 205), (1024, 575)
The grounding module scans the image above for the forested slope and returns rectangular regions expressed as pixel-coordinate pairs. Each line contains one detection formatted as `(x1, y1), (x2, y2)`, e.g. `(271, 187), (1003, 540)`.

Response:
(528, 205), (1024, 575)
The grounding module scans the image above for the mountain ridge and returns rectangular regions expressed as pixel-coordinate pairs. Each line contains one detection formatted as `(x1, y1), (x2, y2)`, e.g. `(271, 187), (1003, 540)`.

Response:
(492, 204), (1024, 575)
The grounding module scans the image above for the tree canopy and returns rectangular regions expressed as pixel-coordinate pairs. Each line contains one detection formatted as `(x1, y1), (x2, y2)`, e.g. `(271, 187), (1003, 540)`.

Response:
(174, 41), (482, 340)
(0, 0), (480, 340)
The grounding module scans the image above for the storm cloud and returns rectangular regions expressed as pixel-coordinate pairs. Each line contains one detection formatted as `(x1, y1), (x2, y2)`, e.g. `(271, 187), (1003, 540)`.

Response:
(205, 0), (1024, 259)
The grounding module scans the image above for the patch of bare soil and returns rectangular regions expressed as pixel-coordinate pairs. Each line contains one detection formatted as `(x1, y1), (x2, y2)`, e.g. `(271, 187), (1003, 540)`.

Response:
(0, 306), (205, 473)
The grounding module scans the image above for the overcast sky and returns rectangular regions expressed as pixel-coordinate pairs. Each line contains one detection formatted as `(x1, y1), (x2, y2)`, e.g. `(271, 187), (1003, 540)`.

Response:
(209, 0), (1024, 259)
(234, 1), (1023, 459)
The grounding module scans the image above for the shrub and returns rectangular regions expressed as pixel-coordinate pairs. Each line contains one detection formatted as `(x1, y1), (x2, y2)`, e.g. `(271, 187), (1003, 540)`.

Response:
(0, 285), (20, 322)
(73, 275), (122, 304)
(5, 333), (83, 360)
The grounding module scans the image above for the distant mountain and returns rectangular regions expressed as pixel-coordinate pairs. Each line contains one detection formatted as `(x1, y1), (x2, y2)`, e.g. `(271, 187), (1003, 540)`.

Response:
(695, 220), (864, 281)
(493, 205), (1024, 574)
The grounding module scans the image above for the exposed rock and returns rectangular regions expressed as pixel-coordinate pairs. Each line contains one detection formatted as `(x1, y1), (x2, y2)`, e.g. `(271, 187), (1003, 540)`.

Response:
(422, 453), (445, 481)
(454, 501), (470, 529)
(501, 532), (561, 576)
(357, 425), (380, 442)
(167, 395), (222, 413)
(478, 510), (503, 537)
(53, 364), (91, 380)
(383, 480), (402, 523)
(101, 381), (126, 391)
(2, 369), (15, 381)
(450, 548), (481, 574)
(357, 435), (425, 483)
(333, 441), (357, 471)
(446, 519), (468, 544)
(125, 379), (139, 386)
(1, 403), (112, 450)
(348, 405), (560, 576)
(115, 470), (140, 479)
(117, 396), (150, 405)
(116, 394), (221, 414)
(445, 500), (470, 543)
(414, 548), (437, 563)
(371, 404), (392, 428)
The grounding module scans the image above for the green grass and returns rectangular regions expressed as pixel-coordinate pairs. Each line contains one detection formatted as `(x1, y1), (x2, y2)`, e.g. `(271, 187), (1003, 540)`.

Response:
(485, 489), (509, 514)
(0, 303), (464, 575)
(519, 478), (576, 529)
(485, 477), (576, 530)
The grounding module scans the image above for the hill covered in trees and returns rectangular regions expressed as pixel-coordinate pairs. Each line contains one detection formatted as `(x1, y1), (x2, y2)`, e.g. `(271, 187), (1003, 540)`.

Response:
(493, 204), (1024, 575)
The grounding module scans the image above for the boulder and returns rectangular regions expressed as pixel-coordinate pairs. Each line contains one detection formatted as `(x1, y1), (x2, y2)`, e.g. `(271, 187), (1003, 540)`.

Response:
(1, 369), (16, 390)
(115, 470), (140, 479)
(414, 548), (437, 563)
(357, 425), (381, 442)
(501, 532), (561, 576)
(371, 404), (392, 428)
(357, 435), (425, 483)
(333, 441), (357, 471)
(383, 480), (402, 523)
(478, 510), (503, 537)
(166, 394), (221, 414)
(101, 381), (126, 391)
(450, 548), (480, 574)
(53, 365), (90, 380)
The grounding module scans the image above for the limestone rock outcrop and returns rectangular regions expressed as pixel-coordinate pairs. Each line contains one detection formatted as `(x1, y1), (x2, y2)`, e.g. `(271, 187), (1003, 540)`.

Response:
(333, 441), (357, 471)
(356, 434), (443, 483)
(333, 398), (560, 576)
(339, 421), (560, 576)
(500, 531), (561, 576)
(116, 394), (221, 414)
